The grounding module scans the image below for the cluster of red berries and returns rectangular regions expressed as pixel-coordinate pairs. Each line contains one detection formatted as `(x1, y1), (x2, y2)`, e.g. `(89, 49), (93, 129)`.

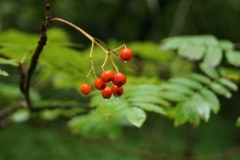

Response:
(80, 48), (133, 99)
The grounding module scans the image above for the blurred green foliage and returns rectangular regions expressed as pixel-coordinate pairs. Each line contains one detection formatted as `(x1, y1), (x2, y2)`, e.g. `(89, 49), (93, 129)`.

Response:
(0, 0), (240, 159)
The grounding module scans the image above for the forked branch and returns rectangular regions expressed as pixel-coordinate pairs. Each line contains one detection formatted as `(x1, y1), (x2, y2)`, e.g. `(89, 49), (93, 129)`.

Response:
(21, 0), (126, 111)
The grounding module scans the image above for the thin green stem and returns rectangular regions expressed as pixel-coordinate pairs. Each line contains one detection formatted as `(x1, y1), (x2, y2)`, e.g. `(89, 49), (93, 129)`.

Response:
(112, 44), (126, 52)
(51, 18), (94, 42)
(101, 54), (108, 71)
(89, 41), (97, 78)
(109, 55), (119, 73)
(51, 17), (124, 78)
(94, 41), (108, 53)
(85, 68), (92, 82)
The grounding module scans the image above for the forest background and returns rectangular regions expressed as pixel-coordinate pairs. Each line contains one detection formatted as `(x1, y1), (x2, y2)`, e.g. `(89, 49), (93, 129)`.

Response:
(0, 0), (240, 160)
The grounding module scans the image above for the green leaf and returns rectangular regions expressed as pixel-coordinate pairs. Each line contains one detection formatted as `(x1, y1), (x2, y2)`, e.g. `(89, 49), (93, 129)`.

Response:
(210, 82), (232, 98)
(125, 107), (146, 128)
(174, 92), (212, 126)
(203, 47), (222, 67)
(0, 30), (39, 60)
(169, 77), (203, 90)
(132, 103), (166, 115)
(160, 37), (183, 50)
(130, 41), (174, 61)
(0, 58), (18, 66)
(125, 85), (171, 106)
(199, 35), (218, 46)
(192, 94), (211, 122)
(159, 91), (186, 102)
(91, 96), (129, 126)
(124, 85), (160, 97)
(91, 97), (128, 116)
(178, 43), (205, 60)
(219, 40), (234, 51)
(0, 70), (9, 76)
(226, 50), (240, 67)
(68, 113), (123, 139)
(200, 89), (220, 114)
(187, 73), (211, 84)
(128, 96), (170, 106)
(200, 63), (219, 79)
(218, 78), (238, 91)
(160, 83), (194, 95)
(11, 109), (30, 122)
(0, 83), (21, 102)
(174, 100), (200, 126)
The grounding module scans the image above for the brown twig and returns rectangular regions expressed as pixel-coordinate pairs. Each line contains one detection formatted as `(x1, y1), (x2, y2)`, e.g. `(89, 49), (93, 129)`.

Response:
(17, 0), (120, 113)
(24, 1), (52, 111)
(44, 0), (51, 20)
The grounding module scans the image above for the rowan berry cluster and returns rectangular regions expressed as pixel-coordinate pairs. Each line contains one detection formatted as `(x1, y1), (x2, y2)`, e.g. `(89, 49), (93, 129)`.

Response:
(40, 13), (133, 99)
(80, 48), (133, 99)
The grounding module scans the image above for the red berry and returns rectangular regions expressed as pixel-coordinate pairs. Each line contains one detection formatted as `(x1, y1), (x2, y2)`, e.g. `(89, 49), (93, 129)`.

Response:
(94, 78), (106, 90)
(112, 85), (124, 97)
(101, 70), (114, 83)
(80, 83), (92, 95)
(112, 72), (126, 87)
(101, 87), (112, 99)
(120, 48), (133, 62)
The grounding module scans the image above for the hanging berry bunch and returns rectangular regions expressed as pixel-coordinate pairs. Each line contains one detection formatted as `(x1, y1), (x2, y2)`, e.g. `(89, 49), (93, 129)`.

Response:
(80, 45), (133, 99)
(40, 13), (133, 99)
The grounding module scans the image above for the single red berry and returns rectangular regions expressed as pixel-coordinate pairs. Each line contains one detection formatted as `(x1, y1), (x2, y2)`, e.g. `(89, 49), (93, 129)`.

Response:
(101, 70), (114, 83)
(112, 85), (124, 97)
(120, 48), (133, 62)
(80, 83), (92, 95)
(94, 78), (106, 90)
(101, 87), (113, 99)
(112, 72), (126, 87)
